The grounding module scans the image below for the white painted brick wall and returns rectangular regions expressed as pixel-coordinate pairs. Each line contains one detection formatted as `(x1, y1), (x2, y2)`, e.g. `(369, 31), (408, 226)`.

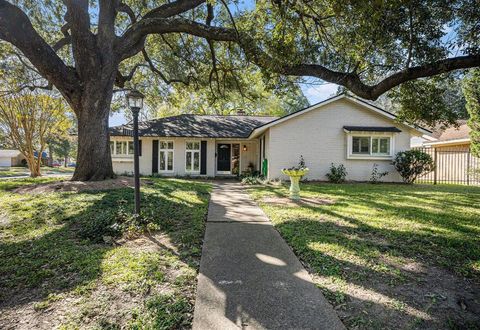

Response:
(266, 99), (416, 182)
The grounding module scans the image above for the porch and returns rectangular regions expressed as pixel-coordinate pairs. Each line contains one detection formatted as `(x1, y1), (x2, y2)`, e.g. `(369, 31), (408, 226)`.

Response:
(214, 139), (260, 177)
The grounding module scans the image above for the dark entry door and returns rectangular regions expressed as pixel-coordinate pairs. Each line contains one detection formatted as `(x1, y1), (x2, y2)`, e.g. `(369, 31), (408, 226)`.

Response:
(217, 144), (231, 172)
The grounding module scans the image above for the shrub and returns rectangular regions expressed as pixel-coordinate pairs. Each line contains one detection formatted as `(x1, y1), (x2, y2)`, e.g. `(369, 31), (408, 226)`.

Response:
(283, 155), (308, 171)
(326, 163), (347, 183)
(241, 175), (264, 185)
(298, 155), (306, 169)
(392, 150), (434, 183)
(370, 163), (389, 184)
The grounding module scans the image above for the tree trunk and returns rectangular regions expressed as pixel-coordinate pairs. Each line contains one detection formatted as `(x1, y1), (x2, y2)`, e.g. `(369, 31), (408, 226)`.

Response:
(72, 78), (116, 181)
(48, 145), (53, 166)
(26, 155), (41, 177)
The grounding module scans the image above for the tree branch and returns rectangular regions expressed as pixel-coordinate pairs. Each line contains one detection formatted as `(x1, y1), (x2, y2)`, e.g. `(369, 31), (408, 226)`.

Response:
(116, 0), (207, 60)
(117, 2), (136, 23)
(0, 0), (79, 104)
(142, 49), (190, 85)
(115, 63), (146, 87)
(64, 0), (98, 78)
(143, 0), (206, 20)
(117, 15), (480, 100)
(117, 17), (237, 60)
(52, 22), (72, 52)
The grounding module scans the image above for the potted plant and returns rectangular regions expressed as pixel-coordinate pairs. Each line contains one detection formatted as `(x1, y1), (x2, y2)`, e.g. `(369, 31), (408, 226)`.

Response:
(281, 155), (309, 200)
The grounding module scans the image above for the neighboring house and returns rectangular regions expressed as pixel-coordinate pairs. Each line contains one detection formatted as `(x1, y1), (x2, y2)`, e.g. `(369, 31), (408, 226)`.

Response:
(109, 94), (430, 182)
(413, 121), (478, 185)
(0, 150), (26, 167)
(422, 120), (471, 151)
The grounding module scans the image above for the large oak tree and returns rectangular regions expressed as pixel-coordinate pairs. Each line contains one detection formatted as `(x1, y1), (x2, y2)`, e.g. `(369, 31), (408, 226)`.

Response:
(0, 0), (479, 180)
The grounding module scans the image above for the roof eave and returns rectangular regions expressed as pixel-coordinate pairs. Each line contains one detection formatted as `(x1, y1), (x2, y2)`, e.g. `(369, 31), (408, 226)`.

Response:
(423, 138), (471, 146)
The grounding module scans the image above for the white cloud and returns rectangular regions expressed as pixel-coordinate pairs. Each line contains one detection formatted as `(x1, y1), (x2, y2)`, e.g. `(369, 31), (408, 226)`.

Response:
(301, 83), (339, 104)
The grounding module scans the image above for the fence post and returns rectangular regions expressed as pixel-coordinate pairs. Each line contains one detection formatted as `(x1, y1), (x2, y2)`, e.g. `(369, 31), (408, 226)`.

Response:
(467, 149), (471, 186)
(433, 148), (438, 185)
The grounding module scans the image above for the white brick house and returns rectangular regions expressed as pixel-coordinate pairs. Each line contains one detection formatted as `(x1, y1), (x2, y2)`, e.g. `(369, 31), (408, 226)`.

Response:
(109, 94), (430, 182)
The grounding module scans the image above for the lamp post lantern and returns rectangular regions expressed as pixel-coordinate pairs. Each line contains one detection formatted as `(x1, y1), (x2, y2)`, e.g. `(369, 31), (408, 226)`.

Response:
(126, 89), (144, 217)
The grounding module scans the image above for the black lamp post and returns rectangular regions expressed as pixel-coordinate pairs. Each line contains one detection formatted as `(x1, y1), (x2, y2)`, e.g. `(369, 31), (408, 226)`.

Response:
(126, 89), (144, 217)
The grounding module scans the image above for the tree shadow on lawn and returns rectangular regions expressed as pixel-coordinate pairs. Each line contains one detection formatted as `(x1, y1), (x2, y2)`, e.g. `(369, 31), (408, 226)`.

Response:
(253, 183), (480, 328)
(0, 179), (210, 313)
(276, 217), (480, 329)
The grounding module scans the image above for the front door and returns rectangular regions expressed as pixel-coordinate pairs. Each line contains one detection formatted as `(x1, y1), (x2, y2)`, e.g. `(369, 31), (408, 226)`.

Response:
(217, 144), (231, 173)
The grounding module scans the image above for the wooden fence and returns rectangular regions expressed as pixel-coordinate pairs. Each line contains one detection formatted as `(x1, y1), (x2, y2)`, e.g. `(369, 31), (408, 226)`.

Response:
(413, 147), (480, 185)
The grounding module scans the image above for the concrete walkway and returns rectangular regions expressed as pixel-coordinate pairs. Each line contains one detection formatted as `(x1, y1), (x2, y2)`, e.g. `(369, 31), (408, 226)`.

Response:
(193, 182), (344, 330)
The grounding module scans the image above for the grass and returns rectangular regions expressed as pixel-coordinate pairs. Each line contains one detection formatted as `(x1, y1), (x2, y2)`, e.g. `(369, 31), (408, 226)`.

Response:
(0, 166), (75, 177)
(0, 177), (210, 329)
(248, 182), (480, 329)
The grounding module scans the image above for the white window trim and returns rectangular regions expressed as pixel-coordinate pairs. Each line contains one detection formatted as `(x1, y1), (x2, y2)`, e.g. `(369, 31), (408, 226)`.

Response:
(185, 141), (201, 173)
(111, 140), (133, 157)
(346, 132), (395, 160)
(159, 140), (174, 173)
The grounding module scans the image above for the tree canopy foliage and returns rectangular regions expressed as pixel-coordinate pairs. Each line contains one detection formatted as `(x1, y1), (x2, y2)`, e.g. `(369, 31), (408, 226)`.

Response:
(463, 69), (480, 157)
(0, 90), (70, 177)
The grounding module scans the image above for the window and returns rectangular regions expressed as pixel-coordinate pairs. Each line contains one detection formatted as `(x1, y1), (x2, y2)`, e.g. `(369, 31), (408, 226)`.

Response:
(128, 141), (134, 155)
(185, 141), (200, 173)
(110, 141), (129, 156)
(159, 140), (174, 172)
(111, 140), (133, 156)
(372, 137), (390, 155)
(352, 137), (370, 154)
(349, 135), (392, 158)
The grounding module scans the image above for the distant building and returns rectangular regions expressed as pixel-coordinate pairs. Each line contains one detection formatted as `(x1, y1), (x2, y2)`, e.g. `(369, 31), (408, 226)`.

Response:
(0, 150), (26, 167)
(422, 120), (471, 151)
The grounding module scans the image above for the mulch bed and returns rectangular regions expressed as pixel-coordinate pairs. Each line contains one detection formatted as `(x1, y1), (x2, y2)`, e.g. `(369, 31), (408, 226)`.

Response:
(12, 176), (152, 194)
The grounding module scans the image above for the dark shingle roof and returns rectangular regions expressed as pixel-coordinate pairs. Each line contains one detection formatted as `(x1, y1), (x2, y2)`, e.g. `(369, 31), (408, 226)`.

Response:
(110, 114), (278, 138)
(343, 126), (402, 133)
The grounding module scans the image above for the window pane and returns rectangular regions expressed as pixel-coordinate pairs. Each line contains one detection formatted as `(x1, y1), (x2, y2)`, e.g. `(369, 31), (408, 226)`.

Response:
(110, 141), (115, 154)
(167, 151), (173, 170)
(360, 137), (370, 153)
(193, 152), (200, 171)
(380, 138), (390, 154)
(160, 152), (166, 170)
(116, 141), (123, 154)
(160, 141), (167, 149)
(167, 142), (173, 149)
(372, 138), (379, 153)
(352, 137), (360, 153)
(128, 141), (134, 155)
(193, 142), (200, 150)
(186, 152), (192, 170)
(353, 137), (370, 154)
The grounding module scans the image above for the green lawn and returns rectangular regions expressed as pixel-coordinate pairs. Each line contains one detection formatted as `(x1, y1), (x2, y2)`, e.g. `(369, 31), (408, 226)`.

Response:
(0, 177), (210, 329)
(249, 183), (480, 329)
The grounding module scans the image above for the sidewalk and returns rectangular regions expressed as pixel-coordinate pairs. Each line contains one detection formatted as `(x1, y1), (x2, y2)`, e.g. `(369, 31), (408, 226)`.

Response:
(192, 182), (344, 329)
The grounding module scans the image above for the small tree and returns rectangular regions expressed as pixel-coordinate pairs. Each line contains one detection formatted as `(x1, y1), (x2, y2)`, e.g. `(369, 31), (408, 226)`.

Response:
(0, 91), (69, 177)
(48, 134), (76, 167)
(463, 69), (480, 157)
(392, 150), (434, 184)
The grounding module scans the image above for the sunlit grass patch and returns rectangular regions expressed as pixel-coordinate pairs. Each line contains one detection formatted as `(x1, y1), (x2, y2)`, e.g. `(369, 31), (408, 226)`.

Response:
(249, 182), (480, 329)
(0, 177), (210, 329)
